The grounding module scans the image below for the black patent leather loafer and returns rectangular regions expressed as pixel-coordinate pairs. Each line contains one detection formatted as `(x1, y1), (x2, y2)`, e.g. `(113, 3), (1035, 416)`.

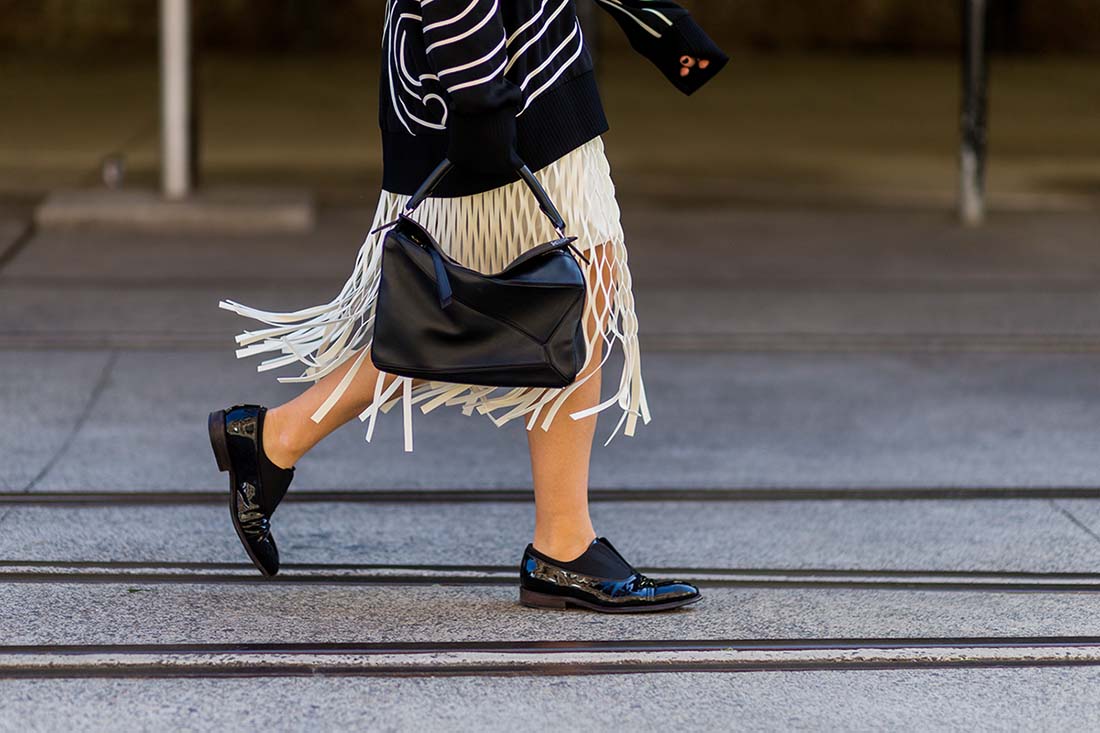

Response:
(519, 537), (701, 613)
(208, 404), (294, 577)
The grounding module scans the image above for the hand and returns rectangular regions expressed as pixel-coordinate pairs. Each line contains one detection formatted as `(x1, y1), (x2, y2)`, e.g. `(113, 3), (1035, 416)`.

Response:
(679, 55), (711, 78)
(446, 105), (524, 179)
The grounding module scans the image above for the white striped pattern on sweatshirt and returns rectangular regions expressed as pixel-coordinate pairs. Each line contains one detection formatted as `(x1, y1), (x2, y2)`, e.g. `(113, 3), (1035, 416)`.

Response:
(382, 0), (674, 134)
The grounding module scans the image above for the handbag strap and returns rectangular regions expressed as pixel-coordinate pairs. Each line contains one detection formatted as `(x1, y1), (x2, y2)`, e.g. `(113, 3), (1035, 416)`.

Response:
(398, 159), (578, 311)
(403, 159), (568, 237)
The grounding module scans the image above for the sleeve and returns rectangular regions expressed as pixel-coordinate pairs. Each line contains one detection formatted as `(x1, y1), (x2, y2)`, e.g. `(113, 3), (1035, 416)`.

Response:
(592, 0), (729, 95)
(419, 0), (524, 176)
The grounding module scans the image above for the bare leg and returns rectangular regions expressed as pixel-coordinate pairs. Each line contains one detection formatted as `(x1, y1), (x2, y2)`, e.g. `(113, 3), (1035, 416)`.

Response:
(526, 242), (614, 560)
(264, 238), (617, 562)
(261, 351), (424, 469)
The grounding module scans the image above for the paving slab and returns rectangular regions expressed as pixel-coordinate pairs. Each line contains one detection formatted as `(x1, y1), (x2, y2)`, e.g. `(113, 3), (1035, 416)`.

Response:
(4, 668), (1099, 732)
(0, 351), (115, 491)
(7, 208), (1100, 286)
(640, 288), (1100, 339)
(34, 187), (314, 233)
(620, 208), (1100, 288)
(5, 583), (1100, 645)
(22, 348), (531, 491)
(0, 219), (29, 265)
(1051, 500), (1100, 540)
(6, 209), (1100, 349)
(12, 349), (1100, 491)
(0, 284), (322, 347)
(3, 207), (374, 282)
(7, 283), (1100, 347)
(1, 500), (1098, 573)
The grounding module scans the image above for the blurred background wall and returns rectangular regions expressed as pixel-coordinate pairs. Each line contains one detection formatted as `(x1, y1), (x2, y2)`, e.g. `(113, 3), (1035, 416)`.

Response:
(3, 0), (1099, 56)
(3, 0), (1097, 202)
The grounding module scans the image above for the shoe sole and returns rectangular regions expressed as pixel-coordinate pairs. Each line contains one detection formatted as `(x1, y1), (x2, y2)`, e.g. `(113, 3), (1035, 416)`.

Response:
(519, 587), (702, 614)
(208, 409), (276, 578)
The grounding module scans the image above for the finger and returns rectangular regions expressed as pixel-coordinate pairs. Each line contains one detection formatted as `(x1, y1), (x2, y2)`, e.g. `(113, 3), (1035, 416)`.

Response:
(698, 59), (710, 69)
(680, 66), (690, 77)
(680, 55), (696, 68)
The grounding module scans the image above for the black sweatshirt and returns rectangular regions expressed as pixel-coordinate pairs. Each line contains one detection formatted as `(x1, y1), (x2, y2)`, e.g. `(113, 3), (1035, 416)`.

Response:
(381, 0), (728, 197)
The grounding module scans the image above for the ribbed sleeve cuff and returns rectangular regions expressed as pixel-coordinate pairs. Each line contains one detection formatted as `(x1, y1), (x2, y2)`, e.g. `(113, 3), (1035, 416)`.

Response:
(656, 15), (730, 95)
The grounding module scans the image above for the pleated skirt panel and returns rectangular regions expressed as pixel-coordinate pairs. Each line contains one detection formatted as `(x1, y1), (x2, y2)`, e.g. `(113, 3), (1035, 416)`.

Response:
(219, 135), (651, 451)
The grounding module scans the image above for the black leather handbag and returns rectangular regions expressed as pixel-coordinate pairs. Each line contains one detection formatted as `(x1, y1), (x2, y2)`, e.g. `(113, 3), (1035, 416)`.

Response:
(370, 160), (590, 388)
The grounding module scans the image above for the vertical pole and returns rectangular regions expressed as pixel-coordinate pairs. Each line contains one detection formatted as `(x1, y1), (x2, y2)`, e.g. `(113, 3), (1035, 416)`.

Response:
(959, 0), (990, 226)
(160, 0), (192, 199)
(189, 15), (201, 189)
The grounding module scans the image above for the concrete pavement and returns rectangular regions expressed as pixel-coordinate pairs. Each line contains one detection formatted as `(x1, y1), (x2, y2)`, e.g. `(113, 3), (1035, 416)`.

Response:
(3, 200), (1100, 729)
(5, 207), (1100, 491)
(3, 499), (1100, 572)
(5, 669), (1100, 732)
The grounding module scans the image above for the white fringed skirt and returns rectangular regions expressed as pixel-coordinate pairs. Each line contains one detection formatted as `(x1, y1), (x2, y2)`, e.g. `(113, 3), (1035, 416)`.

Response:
(219, 135), (650, 451)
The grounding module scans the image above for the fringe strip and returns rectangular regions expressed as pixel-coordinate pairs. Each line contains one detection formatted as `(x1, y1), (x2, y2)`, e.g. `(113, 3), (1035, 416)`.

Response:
(219, 137), (651, 451)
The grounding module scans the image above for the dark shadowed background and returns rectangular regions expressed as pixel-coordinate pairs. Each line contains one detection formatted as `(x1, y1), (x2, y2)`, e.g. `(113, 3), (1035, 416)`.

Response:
(3, 0), (1100, 54)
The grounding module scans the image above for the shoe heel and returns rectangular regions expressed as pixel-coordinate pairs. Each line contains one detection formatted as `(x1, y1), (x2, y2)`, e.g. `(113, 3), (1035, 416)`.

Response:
(208, 410), (231, 472)
(519, 588), (569, 609)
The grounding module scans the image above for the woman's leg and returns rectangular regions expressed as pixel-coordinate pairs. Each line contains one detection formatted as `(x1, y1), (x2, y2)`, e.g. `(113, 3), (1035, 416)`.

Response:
(263, 238), (616, 559)
(261, 353), (423, 469)
(526, 242), (614, 560)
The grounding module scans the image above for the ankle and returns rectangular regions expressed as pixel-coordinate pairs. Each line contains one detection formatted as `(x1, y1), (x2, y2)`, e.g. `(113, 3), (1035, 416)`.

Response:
(261, 408), (300, 469)
(532, 528), (597, 562)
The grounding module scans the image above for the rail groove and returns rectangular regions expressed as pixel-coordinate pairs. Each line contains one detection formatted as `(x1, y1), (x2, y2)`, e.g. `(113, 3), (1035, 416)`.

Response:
(3, 487), (1099, 506)
(3, 561), (1100, 592)
(6, 637), (1100, 679)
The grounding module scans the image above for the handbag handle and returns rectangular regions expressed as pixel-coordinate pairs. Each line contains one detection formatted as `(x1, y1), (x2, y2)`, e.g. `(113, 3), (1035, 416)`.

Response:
(403, 159), (568, 237)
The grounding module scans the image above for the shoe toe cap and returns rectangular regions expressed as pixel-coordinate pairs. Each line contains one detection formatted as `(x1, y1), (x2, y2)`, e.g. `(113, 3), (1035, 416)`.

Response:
(653, 580), (700, 603)
(249, 536), (280, 577)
